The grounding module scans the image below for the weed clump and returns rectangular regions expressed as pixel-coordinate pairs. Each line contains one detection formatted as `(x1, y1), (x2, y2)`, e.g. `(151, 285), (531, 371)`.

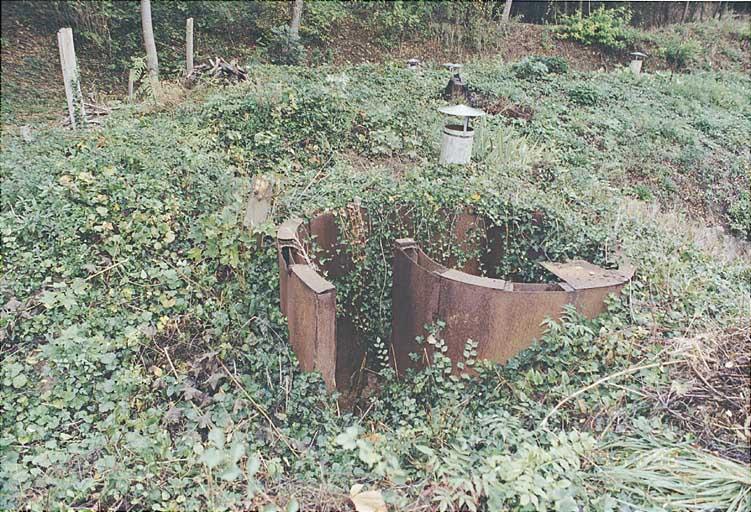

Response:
(512, 55), (569, 80)
(556, 6), (633, 50)
(728, 191), (751, 241)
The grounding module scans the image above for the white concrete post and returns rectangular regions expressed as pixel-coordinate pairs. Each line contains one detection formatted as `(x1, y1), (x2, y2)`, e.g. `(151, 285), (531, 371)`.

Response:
(57, 27), (86, 128)
(186, 18), (194, 76)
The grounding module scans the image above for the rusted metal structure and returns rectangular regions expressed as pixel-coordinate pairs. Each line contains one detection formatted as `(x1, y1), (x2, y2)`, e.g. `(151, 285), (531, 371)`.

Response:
(390, 239), (634, 374)
(277, 211), (634, 391)
(277, 215), (365, 392)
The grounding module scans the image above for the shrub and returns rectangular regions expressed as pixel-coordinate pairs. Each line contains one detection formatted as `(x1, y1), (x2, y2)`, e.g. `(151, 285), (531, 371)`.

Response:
(660, 39), (700, 71)
(374, 1), (424, 47)
(512, 56), (569, 80)
(262, 25), (305, 65)
(300, 1), (350, 44)
(740, 22), (751, 44)
(568, 83), (600, 106)
(556, 6), (632, 50)
(728, 191), (750, 241)
(631, 184), (654, 201)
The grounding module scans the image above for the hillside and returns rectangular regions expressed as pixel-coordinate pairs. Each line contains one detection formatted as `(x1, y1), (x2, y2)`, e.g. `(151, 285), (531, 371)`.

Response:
(2, 5), (750, 126)
(1, 4), (750, 512)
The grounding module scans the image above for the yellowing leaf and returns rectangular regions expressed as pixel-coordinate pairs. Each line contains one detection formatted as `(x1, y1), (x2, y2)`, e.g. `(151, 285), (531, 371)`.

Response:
(12, 373), (28, 388)
(160, 296), (176, 308)
(349, 485), (386, 512)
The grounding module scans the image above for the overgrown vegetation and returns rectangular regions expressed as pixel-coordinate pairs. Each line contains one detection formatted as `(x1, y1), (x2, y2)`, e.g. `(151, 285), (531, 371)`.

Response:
(556, 6), (634, 50)
(660, 37), (701, 71)
(2, 4), (750, 510)
(728, 191), (751, 240)
(3, 55), (750, 510)
(511, 56), (569, 80)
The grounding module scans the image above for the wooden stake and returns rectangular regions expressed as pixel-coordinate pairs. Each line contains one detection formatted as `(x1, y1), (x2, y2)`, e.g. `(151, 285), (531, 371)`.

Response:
(186, 18), (194, 76)
(127, 71), (134, 102)
(57, 27), (86, 129)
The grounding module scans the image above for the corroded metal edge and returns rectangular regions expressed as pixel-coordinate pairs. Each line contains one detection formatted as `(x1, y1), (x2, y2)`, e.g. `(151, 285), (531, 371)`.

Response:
(276, 213), (366, 392)
(279, 211), (636, 391)
(391, 239), (634, 373)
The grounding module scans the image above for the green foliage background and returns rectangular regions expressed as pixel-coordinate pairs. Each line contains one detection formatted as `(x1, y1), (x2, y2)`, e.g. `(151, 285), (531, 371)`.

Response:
(1, 39), (750, 512)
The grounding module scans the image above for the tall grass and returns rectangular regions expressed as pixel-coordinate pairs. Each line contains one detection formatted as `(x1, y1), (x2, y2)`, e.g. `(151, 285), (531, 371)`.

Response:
(594, 437), (751, 511)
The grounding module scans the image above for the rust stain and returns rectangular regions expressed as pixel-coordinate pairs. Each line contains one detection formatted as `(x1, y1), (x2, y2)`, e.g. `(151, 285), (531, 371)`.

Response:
(391, 241), (634, 374)
(278, 211), (635, 391)
(277, 214), (365, 392)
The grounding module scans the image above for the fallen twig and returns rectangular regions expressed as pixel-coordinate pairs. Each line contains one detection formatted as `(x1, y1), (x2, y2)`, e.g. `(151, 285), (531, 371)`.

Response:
(540, 359), (686, 429)
(217, 357), (300, 457)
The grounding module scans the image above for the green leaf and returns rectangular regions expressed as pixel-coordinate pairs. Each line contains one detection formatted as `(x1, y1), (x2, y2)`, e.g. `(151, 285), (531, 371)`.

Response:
(556, 496), (579, 512)
(39, 291), (58, 309)
(99, 353), (116, 365)
(229, 440), (245, 464)
(208, 428), (225, 449)
(219, 464), (242, 481)
(12, 373), (28, 388)
(356, 440), (381, 466)
(199, 448), (225, 469)
(335, 425), (360, 450)
(6, 362), (22, 378)
(247, 453), (261, 477)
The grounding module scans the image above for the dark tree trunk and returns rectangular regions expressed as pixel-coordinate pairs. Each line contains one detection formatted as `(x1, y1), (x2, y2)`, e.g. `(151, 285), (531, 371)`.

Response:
(714, 1), (723, 19)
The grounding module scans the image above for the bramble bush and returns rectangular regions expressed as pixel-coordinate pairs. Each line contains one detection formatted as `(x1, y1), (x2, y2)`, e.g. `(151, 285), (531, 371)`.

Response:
(512, 56), (569, 80)
(660, 38), (700, 71)
(728, 191), (750, 240)
(262, 25), (306, 66)
(556, 6), (633, 50)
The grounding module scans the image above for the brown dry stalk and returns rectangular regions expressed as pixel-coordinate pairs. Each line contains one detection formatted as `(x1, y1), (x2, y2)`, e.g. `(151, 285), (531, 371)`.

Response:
(217, 357), (300, 457)
(540, 359), (687, 429)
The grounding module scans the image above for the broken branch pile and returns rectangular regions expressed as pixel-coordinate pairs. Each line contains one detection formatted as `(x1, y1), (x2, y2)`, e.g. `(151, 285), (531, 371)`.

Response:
(656, 322), (751, 463)
(61, 102), (119, 128)
(187, 57), (248, 84)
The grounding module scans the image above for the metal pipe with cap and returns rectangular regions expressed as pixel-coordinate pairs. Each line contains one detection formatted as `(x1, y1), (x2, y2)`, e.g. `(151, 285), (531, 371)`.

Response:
(438, 104), (486, 165)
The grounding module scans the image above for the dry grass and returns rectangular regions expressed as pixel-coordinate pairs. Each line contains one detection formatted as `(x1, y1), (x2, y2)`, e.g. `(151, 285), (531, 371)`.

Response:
(653, 320), (750, 463)
(595, 437), (751, 512)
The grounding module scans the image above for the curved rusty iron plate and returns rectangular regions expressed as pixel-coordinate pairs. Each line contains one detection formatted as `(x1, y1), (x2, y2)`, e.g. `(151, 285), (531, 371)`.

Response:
(278, 211), (635, 391)
(390, 239), (634, 374)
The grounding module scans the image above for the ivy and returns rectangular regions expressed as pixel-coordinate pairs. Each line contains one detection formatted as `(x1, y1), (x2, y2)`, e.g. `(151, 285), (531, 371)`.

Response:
(2, 60), (749, 511)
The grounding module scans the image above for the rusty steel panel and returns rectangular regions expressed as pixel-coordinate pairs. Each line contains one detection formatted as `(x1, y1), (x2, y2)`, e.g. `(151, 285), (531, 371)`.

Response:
(390, 239), (444, 373)
(390, 239), (633, 373)
(277, 213), (366, 392)
(277, 218), (309, 317)
(437, 274), (570, 364)
(309, 212), (353, 279)
(280, 210), (635, 392)
(481, 224), (505, 278)
(335, 316), (365, 390)
(445, 211), (485, 275)
(541, 260), (635, 289)
(285, 264), (337, 390)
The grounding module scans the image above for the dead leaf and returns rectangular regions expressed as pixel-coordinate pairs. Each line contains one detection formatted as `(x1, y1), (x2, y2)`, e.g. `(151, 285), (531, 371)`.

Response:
(350, 484), (386, 512)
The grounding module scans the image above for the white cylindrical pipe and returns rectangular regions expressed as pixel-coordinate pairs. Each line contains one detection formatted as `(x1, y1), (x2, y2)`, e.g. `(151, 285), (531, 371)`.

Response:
(629, 59), (642, 75)
(439, 124), (475, 164)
